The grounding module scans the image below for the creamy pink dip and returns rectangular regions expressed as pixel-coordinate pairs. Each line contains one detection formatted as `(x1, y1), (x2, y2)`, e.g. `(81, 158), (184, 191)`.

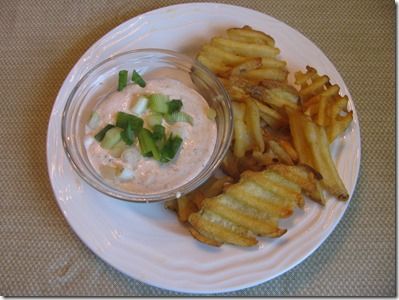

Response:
(84, 78), (217, 194)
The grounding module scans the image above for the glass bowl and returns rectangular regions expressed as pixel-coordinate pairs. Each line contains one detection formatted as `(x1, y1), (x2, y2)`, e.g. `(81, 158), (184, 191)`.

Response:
(62, 49), (233, 203)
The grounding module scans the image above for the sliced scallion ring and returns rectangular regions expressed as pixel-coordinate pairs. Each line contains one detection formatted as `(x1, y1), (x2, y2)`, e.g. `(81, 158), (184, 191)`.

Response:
(167, 99), (183, 114)
(131, 96), (148, 116)
(94, 124), (115, 142)
(100, 127), (123, 149)
(149, 93), (169, 114)
(132, 70), (146, 88)
(138, 128), (160, 161)
(118, 70), (128, 91)
(164, 111), (194, 126)
(160, 134), (183, 163)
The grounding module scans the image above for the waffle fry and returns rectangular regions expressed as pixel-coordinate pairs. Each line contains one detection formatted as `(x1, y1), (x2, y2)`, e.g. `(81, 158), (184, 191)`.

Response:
(188, 165), (319, 246)
(295, 66), (353, 143)
(286, 108), (349, 200)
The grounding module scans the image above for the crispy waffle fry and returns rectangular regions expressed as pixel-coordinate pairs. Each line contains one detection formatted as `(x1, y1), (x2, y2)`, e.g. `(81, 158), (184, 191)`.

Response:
(286, 108), (349, 200)
(211, 37), (279, 58)
(188, 165), (319, 246)
(226, 25), (276, 46)
(295, 66), (353, 143)
(188, 226), (223, 247)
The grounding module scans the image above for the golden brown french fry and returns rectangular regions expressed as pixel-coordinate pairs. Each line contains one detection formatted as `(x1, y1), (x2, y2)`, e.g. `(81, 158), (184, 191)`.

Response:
(199, 176), (234, 198)
(315, 95), (329, 126)
(177, 196), (198, 223)
(203, 196), (286, 237)
(241, 68), (288, 82)
(268, 140), (294, 165)
(197, 53), (230, 75)
(276, 139), (299, 163)
(304, 101), (319, 117)
(305, 121), (348, 200)
(295, 66), (318, 87)
(299, 75), (329, 102)
(305, 180), (326, 205)
(242, 170), (303, 208)
(245, 98), (265, 152)
(266, 164), (319, 197)
(189, 190), (206, 210)
(249, 86), (298, 111)
(201, 44), (248, 65)
(211, 37), (279, 58)
(221, 148), (241, 180)
(188, 226), (223, 247)
(259, 112), (284, 129)
(286, 108), (315, 166)
(261, 57), (287, 69)
(225, 179), (293, 218)
(287, 109), (349, 200)
(227, 25), (275, 46)
(189, 210), (258, 247)
(232, 102), (253, 157)
(230, 58), (262, 76)
(326, 112), (353, 143)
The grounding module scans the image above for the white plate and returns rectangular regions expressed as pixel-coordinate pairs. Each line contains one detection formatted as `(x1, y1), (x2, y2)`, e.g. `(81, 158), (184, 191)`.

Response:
(47, 3), (361, 294)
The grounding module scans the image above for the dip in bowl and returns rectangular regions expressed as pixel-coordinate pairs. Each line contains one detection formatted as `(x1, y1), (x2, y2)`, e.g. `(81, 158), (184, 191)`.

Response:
(62, 49), (233, 203)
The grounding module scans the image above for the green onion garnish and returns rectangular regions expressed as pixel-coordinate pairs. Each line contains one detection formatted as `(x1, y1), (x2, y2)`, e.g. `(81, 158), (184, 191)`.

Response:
(160, 134), (183, 163)
(149, 93), (169, 114)
(164, 111), (194, 126)
(120, 121), (135, 145)
(101, 127), (123, 149)
(116, 111), (143, 135)
(152, 124), (165, 141)
(132, 70), (146, 88)
(131, 95), (148, 116)
(118, 70), (128, 91)
(94, 124), (115, 142)
(167, 99), (183, 114)
(138, 128), (160, 160)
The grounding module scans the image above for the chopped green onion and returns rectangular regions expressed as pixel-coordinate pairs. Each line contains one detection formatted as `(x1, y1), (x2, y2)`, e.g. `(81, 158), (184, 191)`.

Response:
(115, 111), (143, 134)
(167, 99), (183, 114)
(146, 112), (163, 127)
(118, 70), (128, 91)
(94, 124), (115, 142)
(164, 111), (194, 126)
(101, 127), (123, 149)
(131, 96), (148, 116)
(152, 124), (165, 141)
(132, 70), (146, 88)
(149, 93), (169, 114)
(160, 134), (183, 163)
(87, 111), (100, 129)
(206, 107), (217, 120)
(138, 128), (160, 161)
(120, 121), (135, 145)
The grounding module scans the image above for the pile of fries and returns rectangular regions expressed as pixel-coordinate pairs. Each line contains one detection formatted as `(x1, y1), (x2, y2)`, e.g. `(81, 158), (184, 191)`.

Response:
(165, 26), (353, 247)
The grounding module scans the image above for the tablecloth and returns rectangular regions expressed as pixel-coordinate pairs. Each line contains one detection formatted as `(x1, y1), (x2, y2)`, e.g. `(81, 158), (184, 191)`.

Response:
(0, 0), (395, 296)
